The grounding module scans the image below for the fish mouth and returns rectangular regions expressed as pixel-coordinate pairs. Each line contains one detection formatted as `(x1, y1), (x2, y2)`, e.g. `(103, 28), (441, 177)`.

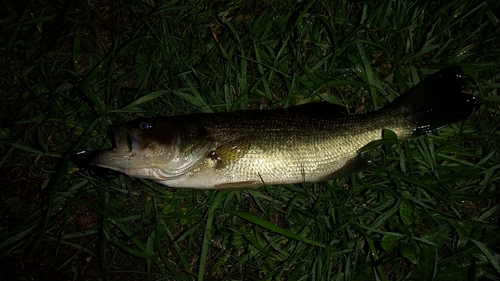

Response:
(113, 126), (139, 153)
(91, 127), (140, 169)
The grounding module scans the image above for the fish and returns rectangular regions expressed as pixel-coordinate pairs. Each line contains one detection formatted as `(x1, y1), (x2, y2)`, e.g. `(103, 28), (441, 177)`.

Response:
(91, 67), (477, 190)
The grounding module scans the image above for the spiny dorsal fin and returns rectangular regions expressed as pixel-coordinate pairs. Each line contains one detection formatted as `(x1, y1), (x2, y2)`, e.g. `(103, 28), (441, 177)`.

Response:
(286, 102), (348, 117)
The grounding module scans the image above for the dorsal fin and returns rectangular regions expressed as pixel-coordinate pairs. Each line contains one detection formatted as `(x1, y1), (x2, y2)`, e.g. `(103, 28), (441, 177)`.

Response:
(286, 102), (348, 117)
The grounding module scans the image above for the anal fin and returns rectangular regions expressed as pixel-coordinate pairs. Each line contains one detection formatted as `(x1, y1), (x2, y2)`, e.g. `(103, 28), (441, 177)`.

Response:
(320, 156), (373, 180)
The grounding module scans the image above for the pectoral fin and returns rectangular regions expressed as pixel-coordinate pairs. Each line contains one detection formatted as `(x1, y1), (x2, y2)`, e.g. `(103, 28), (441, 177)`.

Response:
(209, 137), (252, 169)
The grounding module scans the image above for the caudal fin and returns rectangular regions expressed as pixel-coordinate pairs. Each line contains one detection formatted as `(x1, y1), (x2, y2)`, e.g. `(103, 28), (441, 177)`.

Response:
(386, 67), (477, 138)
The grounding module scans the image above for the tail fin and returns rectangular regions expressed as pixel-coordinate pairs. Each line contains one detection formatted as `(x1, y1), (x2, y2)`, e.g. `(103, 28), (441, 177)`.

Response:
(385, 67), (477, 138)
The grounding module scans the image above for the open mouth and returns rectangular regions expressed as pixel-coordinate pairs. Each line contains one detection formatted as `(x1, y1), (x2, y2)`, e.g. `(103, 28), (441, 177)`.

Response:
(126, 133), (139, 152)
(89, 126), (142, 169)
(112, 126), (139, 153)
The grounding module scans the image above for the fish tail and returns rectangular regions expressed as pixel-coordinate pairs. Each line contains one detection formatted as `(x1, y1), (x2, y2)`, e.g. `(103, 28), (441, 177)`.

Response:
(384, 67), (477, 139)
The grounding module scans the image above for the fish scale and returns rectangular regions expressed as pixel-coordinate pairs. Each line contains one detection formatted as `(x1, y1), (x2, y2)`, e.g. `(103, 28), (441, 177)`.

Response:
(183, 113), (392, 188)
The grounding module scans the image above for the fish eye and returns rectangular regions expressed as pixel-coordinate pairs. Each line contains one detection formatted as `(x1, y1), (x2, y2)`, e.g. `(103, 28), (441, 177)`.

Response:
(139, 122), (151, 130)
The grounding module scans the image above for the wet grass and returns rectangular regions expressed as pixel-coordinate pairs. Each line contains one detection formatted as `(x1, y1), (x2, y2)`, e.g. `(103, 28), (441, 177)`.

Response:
(1, 0), (499, 280)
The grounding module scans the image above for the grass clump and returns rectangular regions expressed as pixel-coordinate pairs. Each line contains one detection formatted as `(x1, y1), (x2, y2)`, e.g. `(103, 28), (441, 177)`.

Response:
(1, 0), (499, 280)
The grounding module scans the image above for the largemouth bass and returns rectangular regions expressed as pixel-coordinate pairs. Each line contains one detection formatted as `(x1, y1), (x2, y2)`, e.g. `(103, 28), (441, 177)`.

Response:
(91, 67), (476, 189)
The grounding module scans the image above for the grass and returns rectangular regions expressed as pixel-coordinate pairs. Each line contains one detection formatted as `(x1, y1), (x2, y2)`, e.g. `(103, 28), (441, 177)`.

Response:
(1, 0), (499, 280)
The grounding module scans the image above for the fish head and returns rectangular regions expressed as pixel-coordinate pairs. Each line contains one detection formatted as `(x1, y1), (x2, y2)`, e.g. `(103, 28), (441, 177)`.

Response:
(92, 117), (211, 181)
